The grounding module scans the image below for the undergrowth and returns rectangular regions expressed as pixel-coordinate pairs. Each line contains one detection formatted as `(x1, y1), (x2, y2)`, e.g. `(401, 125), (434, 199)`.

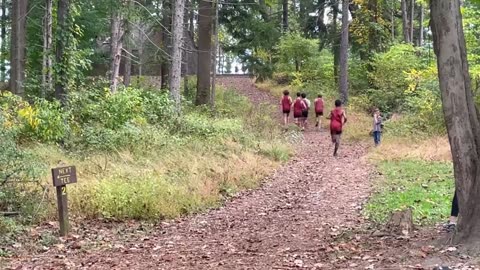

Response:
(0, 80), (293, 229)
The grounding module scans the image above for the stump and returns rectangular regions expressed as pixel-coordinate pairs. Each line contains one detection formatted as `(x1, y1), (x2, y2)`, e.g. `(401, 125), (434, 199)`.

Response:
(386, 208), (414, 236)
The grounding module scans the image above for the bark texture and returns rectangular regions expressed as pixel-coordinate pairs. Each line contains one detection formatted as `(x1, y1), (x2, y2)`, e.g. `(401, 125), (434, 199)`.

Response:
(409, 0), (415, 44)
(196, 0), (213, 105)
(10, 0), (27, 96)
(418, 4), (423, 46)
(401, 0), (410, 43)
(110, 9), (125, 93)
(339, 0), (349, 104)
(282, 0), (288, 31)
(1, 0), (7, 82)
(55, 0), (69, 105)
(42, 0), (53, 95)
(431, 0), (480, 246)
(169, 0), (186, 111)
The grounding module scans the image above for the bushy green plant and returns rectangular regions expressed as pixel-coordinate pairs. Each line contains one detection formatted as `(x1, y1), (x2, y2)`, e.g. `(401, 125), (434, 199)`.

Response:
(18, 99), (69, 142)
(368, 44), (421, 112)
(277, 32), (318, 72)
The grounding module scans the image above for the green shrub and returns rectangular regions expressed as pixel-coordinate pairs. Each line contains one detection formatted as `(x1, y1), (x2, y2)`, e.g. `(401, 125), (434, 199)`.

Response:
(368, 44), (421, 112)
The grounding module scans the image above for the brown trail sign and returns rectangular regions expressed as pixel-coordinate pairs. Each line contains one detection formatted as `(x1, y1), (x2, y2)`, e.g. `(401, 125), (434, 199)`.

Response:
(51, 166), (77, 236)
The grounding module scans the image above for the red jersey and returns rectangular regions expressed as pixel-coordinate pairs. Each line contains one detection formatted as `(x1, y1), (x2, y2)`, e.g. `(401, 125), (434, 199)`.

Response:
(314, 98), (324, 113)
(330, 107), (344, 132)
(293, 98), (306, 115)
(281, 96), (292, 111)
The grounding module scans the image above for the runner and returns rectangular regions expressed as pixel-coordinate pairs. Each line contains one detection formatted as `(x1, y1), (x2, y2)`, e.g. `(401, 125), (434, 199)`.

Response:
(328, 99), (347, 157)
(280, 90), (293, 128)
(293, 92), (306, 127)
(314, 94), (324, 130)
(301, 93), (311, 131)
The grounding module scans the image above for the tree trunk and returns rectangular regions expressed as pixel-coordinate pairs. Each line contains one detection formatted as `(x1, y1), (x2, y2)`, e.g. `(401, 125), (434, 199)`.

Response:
(431, 0), (480, 246)
(418, 4), (423, 46)
(339, 0), (349, 104)
(410, 0), (415, 44)
(55, 0), (69, 105)
(10, 0), (27, 96)
(210, 0), (219, 105)
(391, 0), (395, 41)
(332, 0), (339, 85)
(169, 0), (186, 112)
(196, 0), (213, 105)
(317, 0), (327, 51)
(401, 0), (410, 43)
(161, 0), (171, 89)
(282, 0), (288, 32)
(109, 9), (125, 93)
(1, 0), (7, 82)
(42, 0), (53, 96)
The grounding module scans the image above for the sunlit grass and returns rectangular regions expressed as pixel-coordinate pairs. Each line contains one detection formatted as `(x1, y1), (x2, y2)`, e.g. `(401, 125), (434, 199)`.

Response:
(364, 160), (454, 225)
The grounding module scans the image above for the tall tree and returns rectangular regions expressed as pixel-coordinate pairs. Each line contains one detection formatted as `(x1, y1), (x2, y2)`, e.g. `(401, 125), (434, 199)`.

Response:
(409, 0), (415, 44)
(282, 0), (288, 31)
(390, 0), (395, 41)
(10, 0), (27, 96)
(55, 0), (69, 104)
(339, 0), (349, 104)
(1, 0), (7, 82)
(431, 0), (480, 246)
(332, 0), (340, 84)
(109, 5), (125, 93)
(160, 0), (171, 89)
(42, 0), (53, 95)
(196, 0), (213, 105)
(401, 0), (410, 43)
(169, 0), (186, 111)
(418, 3), (423, 46)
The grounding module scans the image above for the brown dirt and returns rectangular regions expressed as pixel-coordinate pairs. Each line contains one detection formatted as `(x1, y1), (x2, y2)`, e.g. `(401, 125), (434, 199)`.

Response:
(3, 76), (478, 270)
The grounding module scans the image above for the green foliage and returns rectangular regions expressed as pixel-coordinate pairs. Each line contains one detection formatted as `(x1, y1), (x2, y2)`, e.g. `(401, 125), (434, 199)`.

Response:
(277, 32), (318, 72)
(368, 44), (421, 112)
(365, 160), (454, 225)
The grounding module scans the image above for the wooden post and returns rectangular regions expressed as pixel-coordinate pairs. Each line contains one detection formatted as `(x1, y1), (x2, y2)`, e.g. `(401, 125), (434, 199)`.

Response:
(56, 185), (69, 236)
(52, 166), (77, 237)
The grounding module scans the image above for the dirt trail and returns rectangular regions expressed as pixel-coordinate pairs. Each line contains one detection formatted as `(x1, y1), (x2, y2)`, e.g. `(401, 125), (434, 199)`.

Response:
(4, 77), (393, 269)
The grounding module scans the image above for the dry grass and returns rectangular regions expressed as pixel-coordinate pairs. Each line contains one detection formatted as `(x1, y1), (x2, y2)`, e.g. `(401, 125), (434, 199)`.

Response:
(369, 136), (451, 162)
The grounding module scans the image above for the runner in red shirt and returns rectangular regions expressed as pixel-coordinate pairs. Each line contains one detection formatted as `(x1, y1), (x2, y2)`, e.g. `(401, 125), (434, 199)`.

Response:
(280, 90), (293, 128)
(328, 99), (347, 157)
(293, 93), (306, 127)
(314, 94), (324, 130)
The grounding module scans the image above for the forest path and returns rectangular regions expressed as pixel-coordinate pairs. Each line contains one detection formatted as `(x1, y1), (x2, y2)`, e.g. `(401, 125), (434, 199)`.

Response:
(7, 77), (374, 270)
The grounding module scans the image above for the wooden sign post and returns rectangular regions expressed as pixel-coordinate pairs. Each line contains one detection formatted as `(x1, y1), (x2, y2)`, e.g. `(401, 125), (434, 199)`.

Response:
(51, 166), (77, 236)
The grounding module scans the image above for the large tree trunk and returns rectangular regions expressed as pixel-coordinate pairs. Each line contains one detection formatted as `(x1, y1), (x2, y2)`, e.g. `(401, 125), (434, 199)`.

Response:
(10, 0), (27, 96)
(109, 9), (125, 93)
(409, 0), (415, 44)
(282, 0), (288, 32)
(317, 0), (327, 51)
(431, 0), (480, 246)
(55, 0), (69, 105)
(418, 4), (423, 46)
(210, 0), (219, 105)
(169, 0), (186, 112)
(196, 0), (213, 105)
(1, 0), (7, 82)
(42, 0), (53, 96)
(401, 0), (410, 43)
(391, 0), (395, 41)
(161, 0), (171, 89)
(339, 0), (349, 104)
(332, 0), (339, 84)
